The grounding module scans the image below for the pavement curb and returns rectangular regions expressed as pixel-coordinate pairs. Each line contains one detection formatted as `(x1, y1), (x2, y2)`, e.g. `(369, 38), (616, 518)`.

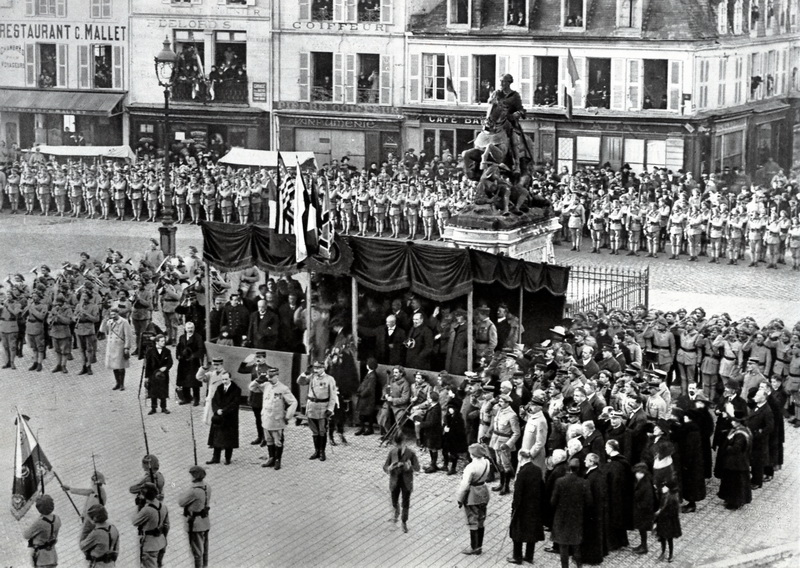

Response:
(699, 543), (800, 568)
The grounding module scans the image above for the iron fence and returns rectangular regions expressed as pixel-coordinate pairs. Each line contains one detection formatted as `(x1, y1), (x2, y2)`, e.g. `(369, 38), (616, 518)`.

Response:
(563, 265), (649, 317)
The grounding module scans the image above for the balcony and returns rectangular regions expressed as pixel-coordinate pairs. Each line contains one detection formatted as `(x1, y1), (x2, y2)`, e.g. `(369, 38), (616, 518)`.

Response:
(172, 79), (249, 104)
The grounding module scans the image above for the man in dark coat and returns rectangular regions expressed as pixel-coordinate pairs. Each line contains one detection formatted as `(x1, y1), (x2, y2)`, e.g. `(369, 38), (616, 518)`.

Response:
(145, 334), (173, 415)
(206, 372), (241, 465)
(627, 395), (650, 464)
(220, 293), (250, 346)
(419, 391), (443, 472)
(671, 408), (706, 513)
(175, 321), (206, 406)
(747, 386), (774, 489)
(581, 420), (606, 464)
(551, 458), (592, 568)
(604, 439), (633, 551)
(405, 312), (434, 370)
(581, 453), (609, 565)
(375, 314), (406, 365)
(248, 300), (279, 350)
(716, 405), (752, 510)
(383, 432), (420, 533)
(603, 410), (632, 463)
(445, 310), (469, 375)
(507, 451), (545, 564)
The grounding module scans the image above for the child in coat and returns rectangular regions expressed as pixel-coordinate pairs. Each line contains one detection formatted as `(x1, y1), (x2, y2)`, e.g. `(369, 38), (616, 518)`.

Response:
(654, 479), (682, 562)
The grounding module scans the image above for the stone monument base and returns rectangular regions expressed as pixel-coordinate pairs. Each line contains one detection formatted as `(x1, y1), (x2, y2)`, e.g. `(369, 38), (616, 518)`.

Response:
(443, 215), (561, 263)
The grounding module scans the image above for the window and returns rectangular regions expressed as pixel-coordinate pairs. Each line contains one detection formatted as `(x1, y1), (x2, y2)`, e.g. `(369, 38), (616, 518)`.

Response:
(473, 55), (496, 103)
(92, 45), (112, 88)
(698, 59), (710, 108)
(357, 53), (379, 102)
(718, 1), (729, 34)
(733, 0), (744, 33)
(423, 53), (446, 101)
(358, 0), (381, 21)
(717, 58), (727, 106)
(90, 0), (111, 18)
(311, 0), (333, 20)
(563, 0), (585, 27)
(533, 57), (558, 105)
(586, 58), (610, 109)
(765, 50), (775, 96)
(750, 53), (763, 100)
(714, 130), (744, 171)
(506, 0), (527, 26)
(26, 0), (66, 16)
(448, 0), (470, 25)
(311, 52), (334, 101)
(642, 59), (668, 109)
(733, 56), (744, 103)
(26, 44), (66, 88)
(617, 0), (641, 28)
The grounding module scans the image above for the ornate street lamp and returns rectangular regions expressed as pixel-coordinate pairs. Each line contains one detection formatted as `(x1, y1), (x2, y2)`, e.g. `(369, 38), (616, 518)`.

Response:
(154, 37), (178, 256)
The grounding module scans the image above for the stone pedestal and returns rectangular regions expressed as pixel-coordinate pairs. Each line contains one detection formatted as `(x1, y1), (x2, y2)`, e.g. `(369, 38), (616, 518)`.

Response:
(443, 217), (561, 263)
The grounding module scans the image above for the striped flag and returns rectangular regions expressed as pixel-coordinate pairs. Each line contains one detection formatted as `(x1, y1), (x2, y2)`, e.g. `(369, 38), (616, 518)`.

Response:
(293, 163), (308, 262)
(277, 167), (295, 235)
(319, 176), (334, 259)
(306, 174), (319, 249)
(11, 411), (53, 520)
(565, 49), (581, 121)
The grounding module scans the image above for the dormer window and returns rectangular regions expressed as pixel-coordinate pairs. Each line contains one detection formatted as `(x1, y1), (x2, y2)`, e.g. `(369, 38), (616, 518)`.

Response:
(562, 0), (585, 28)
(506, 0), (528, 27)
(448, 0), (471, 26)
(733, 0), (744, 33)
(616, 0), (641, 28)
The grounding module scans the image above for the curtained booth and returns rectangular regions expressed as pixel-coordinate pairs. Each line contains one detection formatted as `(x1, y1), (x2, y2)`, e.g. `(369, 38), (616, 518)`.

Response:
(201, 221), (570, 375)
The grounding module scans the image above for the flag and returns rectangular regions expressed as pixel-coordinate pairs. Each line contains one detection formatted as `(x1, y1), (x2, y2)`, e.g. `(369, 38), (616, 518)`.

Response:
(445, 55), (458, 102)
(277, 166), (295, 235)
(319, 177), (334, 259)
(11, 411), (53, 521)
(293, 163), (308, 262)
(306, 175), (320, 251)
(265, 175), (278, 230)
(565, 50), (580, 121)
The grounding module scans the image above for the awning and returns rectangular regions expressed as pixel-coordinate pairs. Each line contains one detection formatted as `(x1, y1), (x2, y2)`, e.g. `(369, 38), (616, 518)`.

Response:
(36, 145), (136, 162)
(0, 89), (125, 116)
(218, 149), (317, 169)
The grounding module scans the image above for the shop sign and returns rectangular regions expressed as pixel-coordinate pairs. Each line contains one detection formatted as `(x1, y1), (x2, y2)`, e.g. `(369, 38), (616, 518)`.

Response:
(276, 100), (401, 116)
(0, 23), (126, 41)
(291, 21), (391, 32)
(252, 82), (267, 102)
(0, 45), (24, 70)
(282, 115), (388, 130)
(151, 19), (233, 30)
(422, 114), (483, 126)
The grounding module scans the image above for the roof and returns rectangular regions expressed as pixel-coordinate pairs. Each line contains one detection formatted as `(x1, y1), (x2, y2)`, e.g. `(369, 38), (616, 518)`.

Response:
(0, 89), (124, 116)
(409, 0), (718, 40)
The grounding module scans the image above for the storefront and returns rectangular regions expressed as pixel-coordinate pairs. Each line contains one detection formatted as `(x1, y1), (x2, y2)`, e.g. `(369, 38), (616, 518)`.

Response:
(0, 88), (125, 148)
(127, 103), (269, 158)
(403, 108), (484, 159)
(276, 102), (403, 168)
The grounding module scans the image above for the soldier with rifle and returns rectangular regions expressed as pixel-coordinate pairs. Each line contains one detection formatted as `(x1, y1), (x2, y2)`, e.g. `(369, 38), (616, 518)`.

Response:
(130, 455), (165, 511)
(80, 504), (120, 568)
(177, 466), (211, 568)
(131, 482), (169, 568)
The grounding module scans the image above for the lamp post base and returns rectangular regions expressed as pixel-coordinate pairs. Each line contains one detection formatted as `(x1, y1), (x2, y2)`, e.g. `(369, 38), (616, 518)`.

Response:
(159, 222), (177, 257)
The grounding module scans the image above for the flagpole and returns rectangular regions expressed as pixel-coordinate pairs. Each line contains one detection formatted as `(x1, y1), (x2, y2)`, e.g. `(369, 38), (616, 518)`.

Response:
(52, 469), (83, 521)
(36, 429), (44, 495)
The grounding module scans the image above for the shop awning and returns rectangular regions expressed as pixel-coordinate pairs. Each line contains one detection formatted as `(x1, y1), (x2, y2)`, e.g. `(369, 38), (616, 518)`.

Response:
(0, 89), (125, 116)
(36, 145), (136, 162)
(218, 149), (317, 169)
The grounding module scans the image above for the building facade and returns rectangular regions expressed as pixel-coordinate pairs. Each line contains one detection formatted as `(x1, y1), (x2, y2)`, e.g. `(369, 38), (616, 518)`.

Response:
(405, 0), (799, 178)
(270, 0), (406, 168)
(0, 0), (129, 148)
(127, 0), (271, 157)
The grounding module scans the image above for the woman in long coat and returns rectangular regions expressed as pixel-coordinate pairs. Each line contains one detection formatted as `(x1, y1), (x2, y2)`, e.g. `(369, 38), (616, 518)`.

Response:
(507, 453), (545, 564)
(145, 334), (173, 414)
(581, 456), (609, 565)
(442, 399), (468, 474)
(604, 444), (633, 551)
(631, 463), (656, 554)
(207, 375), (241, 465)
(100, 306), (135, 391)
(673, 409), (706, 512)
(419, 391), (443, 473)
(355, 358), (378, 436)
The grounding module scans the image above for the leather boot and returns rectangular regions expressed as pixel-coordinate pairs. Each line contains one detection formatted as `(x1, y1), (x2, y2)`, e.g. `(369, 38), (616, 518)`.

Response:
(119, 376), (125, 391)
(309, 436), (320, 460)
(319, 436), (327, 462)
(86, 365), (92, 375)
(476, 527), (485, 552)
(78, 365), (88, 375)
(273, 446), (282, 470)
(493, 472), (505, 492)
(339, 432), (348, 445)
(462, 530), (478, 555)
(500, 475), (511, 495)
(262, 445), (276, 468)
(112, 374), (121, 390)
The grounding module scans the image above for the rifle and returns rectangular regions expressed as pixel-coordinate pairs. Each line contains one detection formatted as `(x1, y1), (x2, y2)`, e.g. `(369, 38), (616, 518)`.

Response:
(91, 453), (104, 506)
(189, 404), (198, 466)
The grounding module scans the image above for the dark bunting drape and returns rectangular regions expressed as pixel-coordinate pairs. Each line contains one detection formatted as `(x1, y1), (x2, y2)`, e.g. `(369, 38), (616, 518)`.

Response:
(200, 223), (570, 300)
